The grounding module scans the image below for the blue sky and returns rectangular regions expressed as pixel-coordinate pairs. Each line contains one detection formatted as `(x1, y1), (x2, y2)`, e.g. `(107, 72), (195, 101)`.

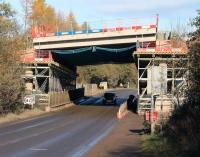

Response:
(6, 0), (200, 31)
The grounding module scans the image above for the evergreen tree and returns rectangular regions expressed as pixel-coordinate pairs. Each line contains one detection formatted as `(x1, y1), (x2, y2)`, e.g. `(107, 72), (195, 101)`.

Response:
(190, 10), (200, 41)
(66, 11), (80, 31)
(81, 21), (90, 31)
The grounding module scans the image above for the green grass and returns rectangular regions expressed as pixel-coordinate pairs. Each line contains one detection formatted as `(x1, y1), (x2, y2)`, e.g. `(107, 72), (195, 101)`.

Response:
(141, 135), (182, 157)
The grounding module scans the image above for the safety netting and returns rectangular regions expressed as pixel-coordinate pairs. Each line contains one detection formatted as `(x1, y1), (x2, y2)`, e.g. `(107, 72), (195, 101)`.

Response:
(52, 45), (136, 66)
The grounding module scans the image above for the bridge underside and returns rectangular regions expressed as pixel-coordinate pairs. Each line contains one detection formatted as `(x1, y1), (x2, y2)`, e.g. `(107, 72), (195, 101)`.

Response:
(51, 44), (137, 66)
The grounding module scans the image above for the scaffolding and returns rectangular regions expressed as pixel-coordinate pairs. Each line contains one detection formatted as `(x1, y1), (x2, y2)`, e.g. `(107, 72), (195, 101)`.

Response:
(21, 49), (77, 109)
(135, 42), (188, 121)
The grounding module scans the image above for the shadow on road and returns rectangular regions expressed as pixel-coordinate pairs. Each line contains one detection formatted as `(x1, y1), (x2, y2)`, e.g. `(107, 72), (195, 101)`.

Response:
(129, 129), (144, 135)
(73, 96), (127, 107)
(107, 146), (141, 157)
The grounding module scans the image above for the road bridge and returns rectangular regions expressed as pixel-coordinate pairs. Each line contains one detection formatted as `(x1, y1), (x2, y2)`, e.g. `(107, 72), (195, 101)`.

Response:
(33, 27), (156, 50)
(21, 16), (188, 114)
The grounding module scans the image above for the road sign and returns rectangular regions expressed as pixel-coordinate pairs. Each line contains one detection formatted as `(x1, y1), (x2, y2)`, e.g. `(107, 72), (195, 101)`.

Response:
(23, 95), (35, 106)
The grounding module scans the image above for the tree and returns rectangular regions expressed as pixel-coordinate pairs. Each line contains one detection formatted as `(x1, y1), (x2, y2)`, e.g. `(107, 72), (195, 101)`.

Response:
(20, 0), (33, 48)
(21, 0), (32, 30)
(165, 10), (200, 156)
(56, 11), (67, 32)
(66, 11), (80, 31)
(0, 2), (15, 36)
(31, 0), (57, 28)
(190, 10), (200, 41)
(0, 1), (24, 112)
(29, 1), (81, 33)
(77, 64), (137, 88)
(81, 21), (90, 31)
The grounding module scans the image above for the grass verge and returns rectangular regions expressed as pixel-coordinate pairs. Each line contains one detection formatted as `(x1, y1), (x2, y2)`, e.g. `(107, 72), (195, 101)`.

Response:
(141, 135), (182, 157)
(0, 108), (45, 125)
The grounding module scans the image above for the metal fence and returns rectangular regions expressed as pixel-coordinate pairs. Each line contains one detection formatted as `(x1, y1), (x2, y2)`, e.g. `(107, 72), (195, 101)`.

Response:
(49, 92), (70, 108)
(35, 88), (84, 108)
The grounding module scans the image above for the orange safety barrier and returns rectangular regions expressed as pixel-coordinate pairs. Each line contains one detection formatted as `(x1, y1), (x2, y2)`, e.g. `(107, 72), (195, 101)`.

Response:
(31, 25), (55, 38)
(150, 24), (157, 28)
(116, 27), (124, 31)
(31, 25), (47, 38)
(103, 28), (108, 32)
(132, 26), (142, 30)
(19, 49), (53, 63)
(108, 28), (117, 32)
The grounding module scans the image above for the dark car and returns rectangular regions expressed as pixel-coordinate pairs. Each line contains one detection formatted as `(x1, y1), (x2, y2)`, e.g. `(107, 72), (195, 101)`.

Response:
(103, 92), (117, 105)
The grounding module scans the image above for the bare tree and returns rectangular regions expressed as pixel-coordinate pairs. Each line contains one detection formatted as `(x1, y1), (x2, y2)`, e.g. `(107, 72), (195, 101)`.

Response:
(20, 0), (33, 48)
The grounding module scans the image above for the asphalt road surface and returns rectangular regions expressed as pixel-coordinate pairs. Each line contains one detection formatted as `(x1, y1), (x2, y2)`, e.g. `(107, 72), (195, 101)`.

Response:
(0, 89), (136, 157)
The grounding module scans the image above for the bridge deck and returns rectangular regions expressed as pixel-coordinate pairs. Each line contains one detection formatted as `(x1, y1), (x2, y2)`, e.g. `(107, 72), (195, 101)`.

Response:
(33, 27), (157, 50)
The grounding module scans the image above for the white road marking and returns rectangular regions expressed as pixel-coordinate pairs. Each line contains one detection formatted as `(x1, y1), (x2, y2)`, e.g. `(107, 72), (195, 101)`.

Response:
(30, 148), (48, 151)
(77, 98), (87, 103)
(71, 121), (115, 157)
(0, 118), (59, 136)
(94, 98), (103, 104)
(0, 113), (53, 127)
(78, 98), (94, 105)
(0, 120), (75, 147)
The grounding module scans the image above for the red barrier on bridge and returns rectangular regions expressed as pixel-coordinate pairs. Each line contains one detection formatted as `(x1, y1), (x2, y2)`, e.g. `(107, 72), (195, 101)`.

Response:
(116, 27), (124, 31)
(132, 26), (142, 30)
(150, 24), (157, 29)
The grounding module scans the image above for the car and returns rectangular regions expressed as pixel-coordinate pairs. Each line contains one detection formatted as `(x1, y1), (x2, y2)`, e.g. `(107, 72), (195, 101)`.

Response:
(103, 92), (117, 105)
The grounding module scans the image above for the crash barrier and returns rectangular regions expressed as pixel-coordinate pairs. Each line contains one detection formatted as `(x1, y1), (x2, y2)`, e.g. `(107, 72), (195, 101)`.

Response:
(117, 102), (128, 119)
(35, 89), (84, 109)
(68, 88), (84, 101)
(50, 88), (84, 107)
(49, 92), (70, 108)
